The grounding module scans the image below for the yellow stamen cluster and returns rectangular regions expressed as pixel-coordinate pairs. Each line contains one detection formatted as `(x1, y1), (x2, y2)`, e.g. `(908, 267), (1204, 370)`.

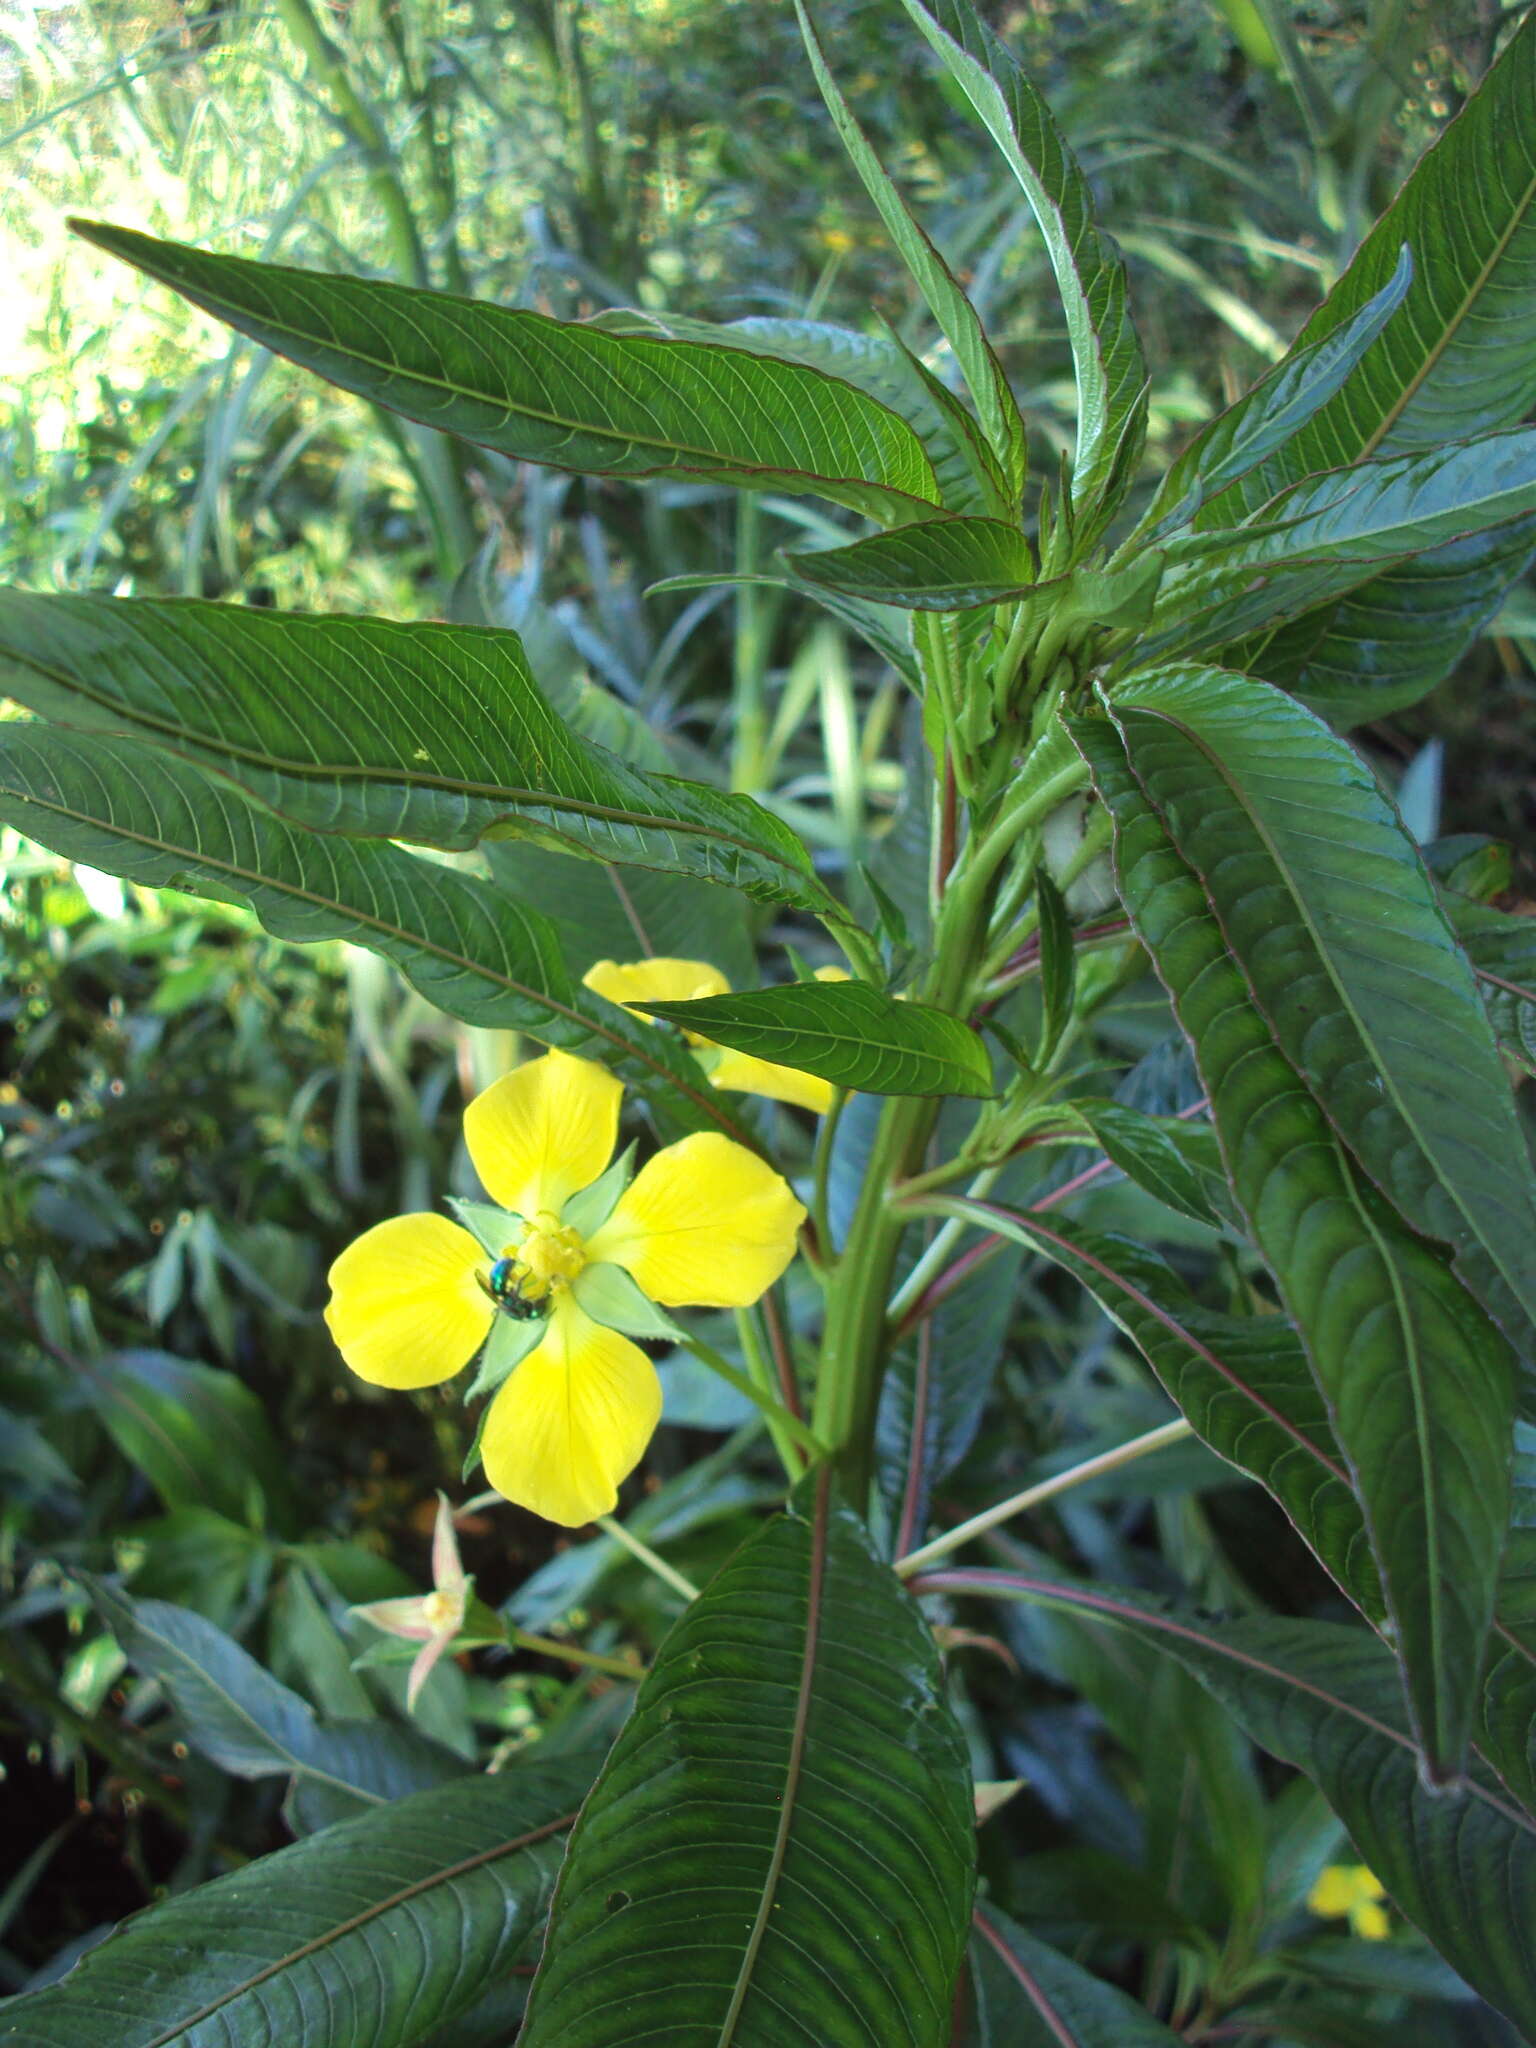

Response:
(504, 1213), (588, 1299)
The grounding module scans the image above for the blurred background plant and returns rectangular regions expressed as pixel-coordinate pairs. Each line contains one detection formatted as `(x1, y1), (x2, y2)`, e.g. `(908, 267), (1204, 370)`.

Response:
(2, 1), (1531, 2035)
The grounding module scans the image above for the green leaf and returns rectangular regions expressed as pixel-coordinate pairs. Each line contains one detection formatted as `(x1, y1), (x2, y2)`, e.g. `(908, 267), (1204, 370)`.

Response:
(1068, 1100), (1225, 1231)
(962, 1907), (1185, 2046)
(1201, 9), (1536, 512)
(519, 1485), (976, 2048)
(795, 0), (1027, 501)
(597, 306), (1003, 520)
(1229, 514), (1536, 728)
(1033, 871), (1076, 1066)
(0, 590), (828, 912)
(1442, 892), (1536, 1076)
(1140, 246), (1414, 537)
(71, 219), (942, 524)
(935, 1565), (1536, 2040)
(645, 978), (996, 1098)
(1073, 701), (1515, 1778)
(1144, 426), (1536, 655)
(898, 0), (1146, 520)
(90, 1581), (468, 1820)
(480, 842), (758, 992)
(1109, 666), (1536, 1355)
(80, 1348), (298, 1534)
(789, 515), (1036, 611)
(0, 1764), (592, 2047)
(981, 1207), (1382, 1619)
(0, 724), (751, 1143)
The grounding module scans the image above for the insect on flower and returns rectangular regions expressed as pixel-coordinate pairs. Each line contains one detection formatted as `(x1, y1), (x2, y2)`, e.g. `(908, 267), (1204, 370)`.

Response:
(324, 1048), (805, 1526)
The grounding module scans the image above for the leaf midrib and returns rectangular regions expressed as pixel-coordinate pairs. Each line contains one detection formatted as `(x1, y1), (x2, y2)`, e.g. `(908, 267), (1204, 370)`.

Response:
(1128, 700), (1536, 1324)
(140, 1809), (575, 2048)
(3, 777), (744, 1146)
(715, 1473), (831, 2046)
(1357, 158), (1536, 461)
(930, 1569), (1536, 1837)
(81, 227), (937, 501)
(3, 647), (813, 882)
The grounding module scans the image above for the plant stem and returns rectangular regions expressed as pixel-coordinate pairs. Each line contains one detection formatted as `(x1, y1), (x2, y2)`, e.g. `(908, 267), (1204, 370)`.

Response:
(895, 1418), (1193, 1577)
(508, 1628), (643, 1681)
(595, 1517), (700, 1601)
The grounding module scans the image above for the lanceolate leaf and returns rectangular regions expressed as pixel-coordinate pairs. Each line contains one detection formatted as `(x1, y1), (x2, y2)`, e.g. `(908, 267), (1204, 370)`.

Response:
(1231, 514), (1536, 728)
(612, 309), (1004, 520)
(1202, 8), (1536, 512)
(1140, 246), (1413, 538)
(962, 1908), (1184, 2047)
(1068, 1100), (1226, 1231)
(644, 978), (996, 1098)
(923, 1565), (1536, 2039)
(796, 0), (1027, 501)
(1436, 888), (1536, 1077)
(0, 1765), (592, 2048)
(0, 725), (751, 1143)
(90, 1581), (468, 1816)
(1109, 665), (1536, 1351)
(899, 0), (1146, 518)
(1144, 426), (1536, 655)
(789, 516), (1037, 610)
(1073, 706), (1514, 1778)
(519, 1484), (976, 2048)
(71, 220), (942, 524)
(0, 590), (829, 912)
(956, 1203), (1381, 1619)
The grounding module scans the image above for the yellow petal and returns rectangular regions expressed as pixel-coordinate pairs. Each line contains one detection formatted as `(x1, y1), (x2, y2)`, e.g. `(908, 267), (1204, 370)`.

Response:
(324, 1214), (491, 1389)
(583, 957), (730, 1011)
(1307, 1866), (1363, 1919)
(586, 1132), (806, 1307)
(479, 1299), (661, 1526)
(706, 1044), (835, 1116)
(1351, 1899), (1390, 1941)
(462, 1050), (621, 1218)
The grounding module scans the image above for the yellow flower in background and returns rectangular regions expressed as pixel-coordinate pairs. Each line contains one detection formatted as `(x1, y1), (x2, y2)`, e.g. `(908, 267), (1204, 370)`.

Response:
(1306, 1863), (1390, 1941)
(584, 957), (847, 1116)
(325, 1050), (805, 1527)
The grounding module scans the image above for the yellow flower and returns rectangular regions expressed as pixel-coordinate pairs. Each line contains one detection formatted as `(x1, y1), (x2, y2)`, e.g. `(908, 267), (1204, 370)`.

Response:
(325, 1050), (805, 1526)
(584, 957), (847, 1116)
(1307, 1863), (1390, 1941)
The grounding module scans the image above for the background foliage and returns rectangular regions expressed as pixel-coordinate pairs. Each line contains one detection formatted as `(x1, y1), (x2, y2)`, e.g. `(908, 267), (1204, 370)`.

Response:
(2, 1), (1534, 2041)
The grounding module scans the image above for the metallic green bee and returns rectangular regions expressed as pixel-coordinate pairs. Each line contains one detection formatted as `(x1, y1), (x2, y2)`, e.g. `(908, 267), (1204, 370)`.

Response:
(486, 1257), (550, 1321)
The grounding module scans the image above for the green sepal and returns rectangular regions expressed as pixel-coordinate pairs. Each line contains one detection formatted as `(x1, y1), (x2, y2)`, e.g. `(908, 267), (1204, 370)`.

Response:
(572, 1262), (684, 1342)
(462, 1312), (548, 1407)
(562, 1142), (637, 1239)
(446, 1198), (520, 1255)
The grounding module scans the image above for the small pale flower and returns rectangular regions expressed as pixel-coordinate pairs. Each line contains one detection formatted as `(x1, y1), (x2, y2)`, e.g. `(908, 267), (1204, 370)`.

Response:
(584, 957), (848, 1116)
(350, 1493), (470, 1709)
(325, 1050), (805, 1527)
(1307, 1863), (1390, 1941)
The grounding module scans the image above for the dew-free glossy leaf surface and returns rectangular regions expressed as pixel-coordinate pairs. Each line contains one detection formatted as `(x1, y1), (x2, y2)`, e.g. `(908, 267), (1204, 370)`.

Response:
(789, 516), (1036, 610)
(1110, 665), (1536, 1349)
(72, 222), (943, 523)
(0, 590), (827, 912)
(961, 1908), (1184, 2047)
(519, 1486), (976, 2047)
(0, 724), (748, 1142)
(0, 1764), (591, 2047)
(1147, 427), (1536, 654)
(91, 1582), (467, 1817)
(900, 0), (1145, 515)
(1073, 703), (1514, 1777)
(644, 979), (996, 1098)
(927, 1566), (1536, 2039)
